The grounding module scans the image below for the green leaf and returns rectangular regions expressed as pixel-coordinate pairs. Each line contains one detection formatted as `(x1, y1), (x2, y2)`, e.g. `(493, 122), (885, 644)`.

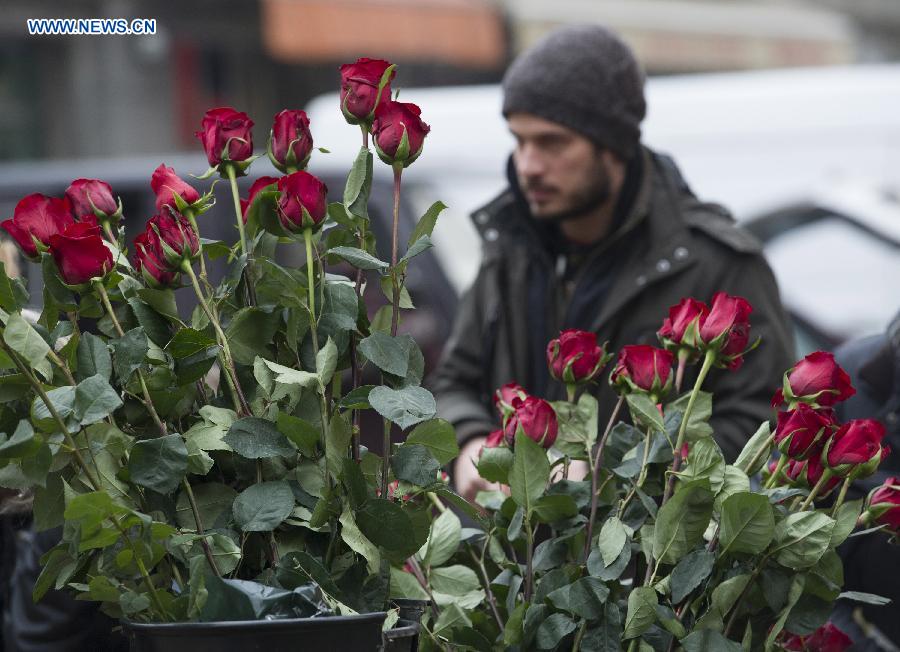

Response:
(588, 541), (632, 581)
(430, 565), (481, 597)
(328, 246), (388, 272)
(232, 481), (294, 531)
(830, 498), (863, 548)
(111, 327), (148, 382)
(711, 573), (752, 618)
(0, 261), (20, 312)
(354, 498), (417, 554)
(3, 311), (50, 370)
(670, 549), (715, 603)
(734, 421), (772, 475)
(772, 511), (835, 570)
(509, 431), (550, 515)
(127, 297), (172, 348)
(30, 385), (75, 428)
(128, 434), (189, 494)
(223, 417), (296, 459)
(260, 358), (319, 388)
(225, 307), (279, 365)
(653, 481), (714, 565)
(320, 281), (359, 333)
(137, 288), (180, 322)
(420, 508), (461, 567)
(681, 630), (742, 652)
(766, 575), (806, 648)
(667, 390), (714, 440)
(316, 337), (337, 385)
(32, 473), (65, 531)
(339, 505), (380, 572)
(581, 602), (622, 652)
(433, 602), (471, 635)
(535, 613), (577, 650)
(838, 591), (892, 606)
(719, 492), (775, 556)
(175, 482), (237, 530)
(598, 516), (629, 567)
(344, 146), (373, 219)
(73, 374), (123, 425)
(358, 331), (410, 378)
(399, 235), (433, 265)
(165, 327), (217, 359)
(714, 465), (750, 513)
(548, 576), (610, 620)
(406, 419), (458, 465)
(477, 446), (513, 484)
(0, 420), (38, 459)
(626, 393), (665, 433)
(408, 201), (446, 247)
(623, 586), (658, 639)
(76, 332), (112, 381)
(391, 443), (440, 487)
(325, 412), (352, 478)
(678, 438), (726, 493)
(532, 494), (578, 523)
(369, 385), (435, 430)
(276, 412), (319, 458)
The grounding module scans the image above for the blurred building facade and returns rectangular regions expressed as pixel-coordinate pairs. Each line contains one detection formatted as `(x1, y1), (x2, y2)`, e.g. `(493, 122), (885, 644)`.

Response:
(0, 0), (898, 162)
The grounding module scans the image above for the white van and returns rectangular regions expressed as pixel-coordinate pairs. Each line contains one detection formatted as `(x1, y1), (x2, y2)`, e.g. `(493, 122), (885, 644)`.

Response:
(306, 64), (900, 344)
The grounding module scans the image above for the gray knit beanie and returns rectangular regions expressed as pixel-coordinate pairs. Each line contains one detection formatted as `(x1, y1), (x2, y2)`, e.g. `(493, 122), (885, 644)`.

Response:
(502, 25), (646, 159)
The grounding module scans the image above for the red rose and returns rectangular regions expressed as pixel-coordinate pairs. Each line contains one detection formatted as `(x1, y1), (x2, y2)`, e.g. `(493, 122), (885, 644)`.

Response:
(494, 383), (526, 412)
(775, 351), (856, 408)
(133, 229), (177, 289)
(658, 297), (708, 349)
(65, 179), (118, 222)
(504, 396), (557, 449)
(276, 171), (328, 233)
(782, 622), (852, 652)
(195, 107), (254, 167)
(48, 222), (113, 286)
(269, 110), (313, 172)
(339, 58), (394, 124)
(546, 329), (608, 385)
(824, 419), (888, 478)
(485, 429), (505, 449)
(241, 176), (280, 223)
(610, 345), (674, 400)
(371, 101), (430, 168)
(774, 404), (836, 460)
(1, 194), (74, 259)
(699, 292), (753, 368)
(151, 165), (201, 214)
(867, 477), (900, 532)
(147, 213), (199, 270)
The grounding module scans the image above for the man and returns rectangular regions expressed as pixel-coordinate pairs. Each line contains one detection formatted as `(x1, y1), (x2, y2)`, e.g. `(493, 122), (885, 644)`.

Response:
(430, 24), (795, 500)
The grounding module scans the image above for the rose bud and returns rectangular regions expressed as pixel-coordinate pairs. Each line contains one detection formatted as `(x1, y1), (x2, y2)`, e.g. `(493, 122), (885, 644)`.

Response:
(865, 477), (900, 533)
(268, 109), (313, 173)
(195, 107), (254, 167)
(241, 176), (280, 224)
(658, 297), (708, 353)
(782, 622), (852, 652)
(48, 222), (113, 286)
(133, 229), (177, 289)
(494, 382), (526, 414)
(546, 329), (610, 385)
(773, 351), (856, 409)
(339, 58), (394, 125)
(276, 171), (328, 233)
(610, 345), (675, 402)
(371, 100), (430, 168)
(151, 164), (202, 215)
(774, 404), (836, 460)
(65, 179), (120, 225)
(824, 418), (888, 478)
(147, 213), (199, 271)
(504, 396), (557, 449)
(1, 194), (74, 259)
(698, 292), (754, 369)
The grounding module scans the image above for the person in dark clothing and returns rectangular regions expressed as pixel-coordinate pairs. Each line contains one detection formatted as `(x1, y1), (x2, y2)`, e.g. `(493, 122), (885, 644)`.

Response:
(430, 24), (795, 500)
(831, 311), (900, 651)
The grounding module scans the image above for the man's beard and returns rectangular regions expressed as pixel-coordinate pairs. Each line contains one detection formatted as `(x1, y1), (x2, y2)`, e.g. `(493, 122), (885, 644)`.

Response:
(526, 165), (612, 224)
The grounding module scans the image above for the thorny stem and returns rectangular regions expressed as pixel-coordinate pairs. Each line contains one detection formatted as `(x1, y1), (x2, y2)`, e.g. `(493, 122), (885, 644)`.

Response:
(765, 455), (788, 489)
(225, 164), (257, 306)
(798, 468), (835, 511)
(181, 479), (221, 576)
(584, 394), (625, 561)
(46, 347), (77, 386)
(183, 208), (208, 281)
(831, 477), (853, 517)
(94, 282), (168, 436)
(390, 164), (402, 337)
(524, 518), (536, 602)
(181, 263), (251, 416)
(674, 349), (689, 394)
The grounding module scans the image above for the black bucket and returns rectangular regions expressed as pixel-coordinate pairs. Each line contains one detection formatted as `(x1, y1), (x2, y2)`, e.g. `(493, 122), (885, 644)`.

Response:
(123, 612), (387, 652)
(382, 618), (419, 652)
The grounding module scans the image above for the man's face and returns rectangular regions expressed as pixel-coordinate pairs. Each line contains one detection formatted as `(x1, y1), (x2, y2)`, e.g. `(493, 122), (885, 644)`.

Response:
(508, 113), (612, 221)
